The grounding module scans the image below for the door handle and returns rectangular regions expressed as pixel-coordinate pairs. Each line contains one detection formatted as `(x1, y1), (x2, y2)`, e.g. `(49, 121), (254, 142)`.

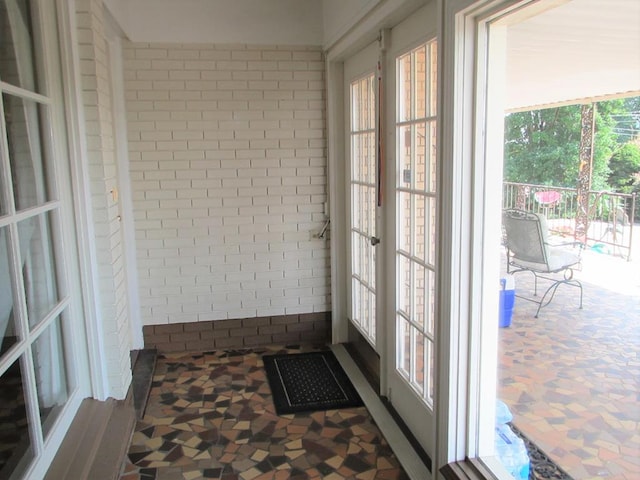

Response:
(370, 236), (381, 246)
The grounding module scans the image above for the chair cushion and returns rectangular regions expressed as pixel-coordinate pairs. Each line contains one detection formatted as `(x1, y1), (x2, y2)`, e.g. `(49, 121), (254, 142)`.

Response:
(511, 246), (580, 273)
(546, 246), (581, 272)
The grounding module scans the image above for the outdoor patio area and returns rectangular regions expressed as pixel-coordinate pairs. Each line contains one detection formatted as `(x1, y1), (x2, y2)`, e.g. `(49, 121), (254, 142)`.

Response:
(498, 248), (639, 480)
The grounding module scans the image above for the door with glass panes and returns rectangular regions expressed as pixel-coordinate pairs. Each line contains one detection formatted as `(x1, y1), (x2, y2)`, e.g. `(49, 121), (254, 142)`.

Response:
(342, 10), (439, 459)
(344, 43), (381, 352)
(386, 34), (438, 457)
(0, 0), (84, 477)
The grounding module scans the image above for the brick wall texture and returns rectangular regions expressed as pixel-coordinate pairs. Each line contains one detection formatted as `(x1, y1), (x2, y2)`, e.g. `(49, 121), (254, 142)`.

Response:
(143, 312), (331, 353)
(76, 0), (132, 399)
(123, 43), (330, 327)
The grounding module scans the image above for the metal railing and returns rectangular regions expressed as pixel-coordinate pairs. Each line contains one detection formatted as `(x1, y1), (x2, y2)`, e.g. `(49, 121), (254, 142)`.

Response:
(503, 182), (636, 261)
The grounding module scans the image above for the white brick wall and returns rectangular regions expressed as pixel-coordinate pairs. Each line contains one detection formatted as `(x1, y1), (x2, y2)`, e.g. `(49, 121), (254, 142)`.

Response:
(76, 0), (132, 398)
(124, 43), (330, 326)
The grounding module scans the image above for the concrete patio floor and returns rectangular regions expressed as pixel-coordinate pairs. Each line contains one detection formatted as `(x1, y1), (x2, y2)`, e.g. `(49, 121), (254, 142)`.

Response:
(498, 248), (640, 479)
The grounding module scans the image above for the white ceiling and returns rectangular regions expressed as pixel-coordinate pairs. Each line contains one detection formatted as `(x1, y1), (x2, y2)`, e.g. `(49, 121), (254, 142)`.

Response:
(505, 0), (640, 111)
(102, 0), (639, 110)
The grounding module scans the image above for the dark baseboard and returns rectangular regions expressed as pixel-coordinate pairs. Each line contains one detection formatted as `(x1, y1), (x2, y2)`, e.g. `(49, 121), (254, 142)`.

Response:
(380, 395), (433, 472)
(143, 312), (332, 354)
(131, 349), (157, 419)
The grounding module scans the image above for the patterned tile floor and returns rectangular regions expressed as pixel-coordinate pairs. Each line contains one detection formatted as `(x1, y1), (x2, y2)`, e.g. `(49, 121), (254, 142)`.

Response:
(120, 250), (638, 480)
(119, 345), (408, 480)
(499, 251), (640, 480)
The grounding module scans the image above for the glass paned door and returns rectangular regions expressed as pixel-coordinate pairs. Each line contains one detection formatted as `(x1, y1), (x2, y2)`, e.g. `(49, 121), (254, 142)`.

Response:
(0, 0), (74, 477)
(350, 73), (377, 346)
(395, 41), (437, 406)
(384, 35), (438, 457)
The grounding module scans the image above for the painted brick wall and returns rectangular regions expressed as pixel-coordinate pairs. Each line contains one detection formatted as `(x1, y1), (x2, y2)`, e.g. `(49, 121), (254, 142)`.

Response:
(123, 43), (330, 327)
(76, 0), (132, 398)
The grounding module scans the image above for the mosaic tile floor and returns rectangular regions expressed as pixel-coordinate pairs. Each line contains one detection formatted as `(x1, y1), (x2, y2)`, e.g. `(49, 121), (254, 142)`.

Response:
(119, 345), (408, 480)
(499, 252), (640, 480)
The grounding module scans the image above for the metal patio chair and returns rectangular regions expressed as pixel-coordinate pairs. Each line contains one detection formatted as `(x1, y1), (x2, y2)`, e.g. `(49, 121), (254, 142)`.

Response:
(502, 209), (584, 318)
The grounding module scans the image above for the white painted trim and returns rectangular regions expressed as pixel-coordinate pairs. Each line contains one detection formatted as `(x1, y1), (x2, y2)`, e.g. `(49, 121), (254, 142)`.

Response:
(57, 0), (109, 401)
(327, 59), (348, 344)
(332, 344), (432, 480)
(325, 0), (428, 61)
(436, 0), (529, 474)
(436, 0), (479, 469)
(105, 10), (144, 350)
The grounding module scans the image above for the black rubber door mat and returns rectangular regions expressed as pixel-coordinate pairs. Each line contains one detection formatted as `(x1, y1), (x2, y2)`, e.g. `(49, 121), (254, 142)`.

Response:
(263, 350), (364, 415)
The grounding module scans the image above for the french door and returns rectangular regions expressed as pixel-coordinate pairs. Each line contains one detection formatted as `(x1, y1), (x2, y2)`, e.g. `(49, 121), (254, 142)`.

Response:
(341, 6), (439, 459)
(386, 35), (438, 457)
(0, 0), (84, 477)
(344, 43), (381, 351)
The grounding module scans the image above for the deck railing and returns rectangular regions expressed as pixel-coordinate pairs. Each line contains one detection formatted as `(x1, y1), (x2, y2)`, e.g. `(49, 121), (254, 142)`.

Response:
(503, 182), (636, 260)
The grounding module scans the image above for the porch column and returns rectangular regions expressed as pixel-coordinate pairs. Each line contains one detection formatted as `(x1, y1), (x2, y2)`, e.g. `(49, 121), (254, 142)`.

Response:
(575, 103), (595, 243)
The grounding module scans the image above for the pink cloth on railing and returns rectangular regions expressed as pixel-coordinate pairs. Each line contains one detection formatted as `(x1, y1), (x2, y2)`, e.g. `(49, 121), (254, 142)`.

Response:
(534, 191), (561, 205)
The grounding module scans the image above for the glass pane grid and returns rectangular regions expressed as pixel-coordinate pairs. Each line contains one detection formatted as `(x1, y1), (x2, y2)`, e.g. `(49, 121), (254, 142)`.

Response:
(396, 39), (437, 406)
(1, 3), (74, 474)
(350, 74), (377, 346)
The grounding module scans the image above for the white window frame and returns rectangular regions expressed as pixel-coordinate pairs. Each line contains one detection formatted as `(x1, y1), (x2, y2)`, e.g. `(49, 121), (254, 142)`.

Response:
(0, 0), (102, 477)
(438, 0), (540, 478)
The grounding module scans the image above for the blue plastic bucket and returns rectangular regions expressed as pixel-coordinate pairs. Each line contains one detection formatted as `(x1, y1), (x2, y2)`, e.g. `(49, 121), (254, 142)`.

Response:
(499, 277), (515, 328)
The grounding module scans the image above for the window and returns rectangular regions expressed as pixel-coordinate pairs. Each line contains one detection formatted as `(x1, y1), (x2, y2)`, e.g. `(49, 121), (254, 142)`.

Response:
(395, 41), (438, 406)
(350, 73), (377, 345)
(0, 0), (75, 476)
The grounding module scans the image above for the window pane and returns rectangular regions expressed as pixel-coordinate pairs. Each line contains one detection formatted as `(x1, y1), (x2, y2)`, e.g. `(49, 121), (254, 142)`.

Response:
(398, 191), (411, 254)
(0, 0), (41, 92)
(425, 196), (436, 266)
(350, 83), (359, 130)
(398, 53), (412, 122)
(17, 212), (59, 328)
(397, 316), (410, 377)
(415, 123), (426, 191)
(428, 41), (437, 117)
(398, 125), (412, 187)
(0, 227), (19, 358)
(32, 316), (69, 437)
(0, 358), (34, 477)
(4, 94), (52, 211)
(426, 120), (437, 193)
(367, 75), (375, 130)
(415, 46), (427, 119)
(415, 195), (425, 261)
(426, 268), (435, 336)
(365, 131), (375, 184)
(352, 184), (360, 231)
(414, 326), (425, 394)
(413, 261), (425, 330)
(398, 254), (411, 317)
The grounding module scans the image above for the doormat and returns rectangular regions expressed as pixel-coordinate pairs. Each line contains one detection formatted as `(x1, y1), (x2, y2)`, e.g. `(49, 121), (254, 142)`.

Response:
(263, 350), (363, 415)
(509, 423), (573, 480)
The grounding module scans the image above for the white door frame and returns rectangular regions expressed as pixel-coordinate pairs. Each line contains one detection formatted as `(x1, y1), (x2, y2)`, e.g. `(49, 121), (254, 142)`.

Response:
(328, 0), (442, 465)
(436, 0), (538, 473)
(105, 9), (144, 351)
(56, 0), (110, 401)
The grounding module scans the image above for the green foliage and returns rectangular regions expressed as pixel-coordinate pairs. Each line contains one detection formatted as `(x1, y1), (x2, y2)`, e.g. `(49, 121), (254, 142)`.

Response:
(608, 143), (640, 193)
(503, 106), (581, 187)
(504, 97), (640, 191)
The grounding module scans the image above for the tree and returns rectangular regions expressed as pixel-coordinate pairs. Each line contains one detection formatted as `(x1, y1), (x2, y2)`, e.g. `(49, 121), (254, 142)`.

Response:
(503, 97), (639, 190)
(608, 143), (640, 193)
(503, 106), (581, 187)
